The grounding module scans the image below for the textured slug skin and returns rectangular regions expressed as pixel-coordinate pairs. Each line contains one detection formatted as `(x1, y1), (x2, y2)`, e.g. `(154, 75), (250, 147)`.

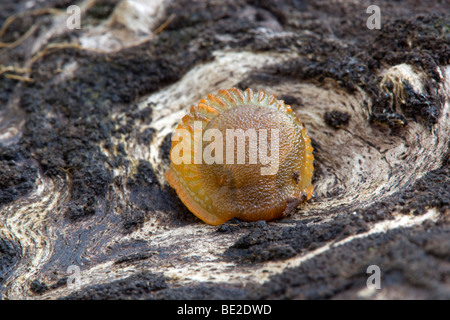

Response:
(165, 88), (314, 225)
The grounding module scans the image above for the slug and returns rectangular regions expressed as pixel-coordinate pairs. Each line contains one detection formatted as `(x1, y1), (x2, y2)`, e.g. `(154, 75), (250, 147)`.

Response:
(165, 88), (314, 225)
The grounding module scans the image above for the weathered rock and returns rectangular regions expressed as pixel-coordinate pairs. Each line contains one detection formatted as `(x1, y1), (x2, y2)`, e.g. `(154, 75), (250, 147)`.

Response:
(0, 0), (449, 299)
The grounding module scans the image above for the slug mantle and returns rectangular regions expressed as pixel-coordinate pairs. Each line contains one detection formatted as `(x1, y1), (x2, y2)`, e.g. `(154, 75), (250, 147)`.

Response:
(165, 88), (314, 225)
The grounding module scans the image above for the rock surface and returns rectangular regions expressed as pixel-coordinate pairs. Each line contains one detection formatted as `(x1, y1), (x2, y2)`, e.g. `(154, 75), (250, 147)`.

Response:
(0, 0), (449, 299)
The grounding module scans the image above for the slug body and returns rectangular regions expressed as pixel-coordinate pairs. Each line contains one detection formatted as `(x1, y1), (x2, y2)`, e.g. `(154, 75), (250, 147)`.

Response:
(165, 88), (314, 225)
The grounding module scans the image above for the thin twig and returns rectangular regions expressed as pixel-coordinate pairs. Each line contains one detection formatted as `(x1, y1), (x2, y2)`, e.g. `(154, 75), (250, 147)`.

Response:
(153, 14), (176, 35)
(4, 73), (34, 82)
(0, 8), (62, 43)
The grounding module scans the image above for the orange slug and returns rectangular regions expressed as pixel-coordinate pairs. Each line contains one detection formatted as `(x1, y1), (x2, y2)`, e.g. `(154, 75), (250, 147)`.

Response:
(165, 88), (314, 225)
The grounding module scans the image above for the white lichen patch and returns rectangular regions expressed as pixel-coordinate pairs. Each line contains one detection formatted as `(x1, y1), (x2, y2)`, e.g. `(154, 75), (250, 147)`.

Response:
(79, 0), (166, 52)
(1, 173), (70, 298)
(380, 64), (427, 95)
